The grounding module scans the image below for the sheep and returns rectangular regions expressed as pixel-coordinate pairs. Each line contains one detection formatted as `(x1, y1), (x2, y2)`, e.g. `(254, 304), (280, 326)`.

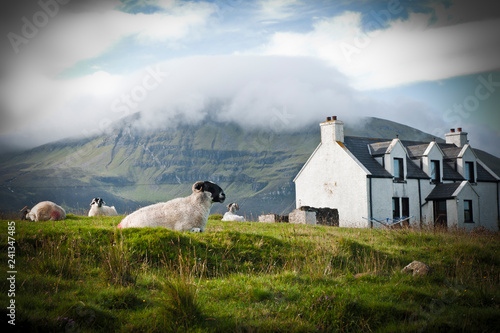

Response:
(221, 202), (246, 222)
(117, 181), (225, 232)
(88, 197), (118, 217)
(22, 201), (66, 221)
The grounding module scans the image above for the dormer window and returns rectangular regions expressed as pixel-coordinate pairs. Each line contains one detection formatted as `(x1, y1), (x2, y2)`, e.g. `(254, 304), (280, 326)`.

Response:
(393, 158), (404, 181)
(465, 162), (475, 183)
(431, 160), (441, 183)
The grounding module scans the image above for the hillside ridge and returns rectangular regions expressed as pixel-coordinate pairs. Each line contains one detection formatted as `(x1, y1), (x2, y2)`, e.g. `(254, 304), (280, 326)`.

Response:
(1, 116), (487, 216)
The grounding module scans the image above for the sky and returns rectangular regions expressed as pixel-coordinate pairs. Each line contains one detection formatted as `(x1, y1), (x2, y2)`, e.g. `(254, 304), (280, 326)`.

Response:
(0, 0), (499, 156)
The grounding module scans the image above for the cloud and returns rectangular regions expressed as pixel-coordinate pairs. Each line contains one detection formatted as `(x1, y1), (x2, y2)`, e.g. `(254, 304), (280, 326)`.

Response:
(258, 10), (500, 90)
(2, 0), (215, 77)
(1, 55), (450, 152)
(256, 0), (302, 23)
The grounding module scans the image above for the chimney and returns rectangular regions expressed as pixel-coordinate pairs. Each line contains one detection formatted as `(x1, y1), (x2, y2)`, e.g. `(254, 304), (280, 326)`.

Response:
(320, 116), (344, 144)
(445, 127), (468, 147)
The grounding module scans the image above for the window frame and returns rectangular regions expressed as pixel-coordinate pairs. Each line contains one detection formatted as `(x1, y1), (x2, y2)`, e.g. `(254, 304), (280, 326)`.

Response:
(392, 197), (400, 219)
(402, 197), (410, 218)
(465, 162), (475, 183)
(464, 200), (474, 223)
(430, 160), (441, 184)
(393, 158), (404, 181)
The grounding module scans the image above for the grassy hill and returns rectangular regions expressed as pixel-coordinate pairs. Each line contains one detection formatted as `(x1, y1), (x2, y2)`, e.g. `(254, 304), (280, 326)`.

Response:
(0, 116), (449, 217)
(1, 216), (499, 332)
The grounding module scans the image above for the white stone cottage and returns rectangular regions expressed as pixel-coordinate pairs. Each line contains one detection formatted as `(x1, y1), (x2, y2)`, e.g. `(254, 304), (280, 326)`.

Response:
(293, 117), (500, 231)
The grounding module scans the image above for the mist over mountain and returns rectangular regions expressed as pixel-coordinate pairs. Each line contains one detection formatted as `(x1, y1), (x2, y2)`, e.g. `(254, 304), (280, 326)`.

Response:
(0, 115), (463, 218)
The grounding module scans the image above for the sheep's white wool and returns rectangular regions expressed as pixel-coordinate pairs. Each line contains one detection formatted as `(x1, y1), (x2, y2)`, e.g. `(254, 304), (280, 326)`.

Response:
(88, 198), (118, 217)
(221, 202), (245, 222)
(117, 181), (225, 232)
(221, 212), (246, 222)
(26, 201), (66, 221)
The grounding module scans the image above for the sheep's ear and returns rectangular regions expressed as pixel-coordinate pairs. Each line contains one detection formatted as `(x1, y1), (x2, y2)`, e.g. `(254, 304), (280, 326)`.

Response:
(193, 181), (205, 193)
(20, 206), (29, 212)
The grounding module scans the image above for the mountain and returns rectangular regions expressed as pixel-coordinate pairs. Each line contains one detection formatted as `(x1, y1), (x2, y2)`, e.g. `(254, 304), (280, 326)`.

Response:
(0, 115), (472, 218)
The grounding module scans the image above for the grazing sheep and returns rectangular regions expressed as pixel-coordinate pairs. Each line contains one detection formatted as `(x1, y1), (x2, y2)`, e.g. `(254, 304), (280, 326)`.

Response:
(117, 181), (225, 232)
(22, 201), (66, 221)
(221, 203), (246, 222)
(88, 197), (118, 217)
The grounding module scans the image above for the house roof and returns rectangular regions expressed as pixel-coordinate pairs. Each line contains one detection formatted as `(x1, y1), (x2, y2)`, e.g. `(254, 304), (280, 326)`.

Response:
(406, 156), (430, 179)
(406, 144), (428, 158)
(442, 161), (464, 181)
(426, 183), (462, 200)
(477, 163), (498, 182)
(438, 144), (463, 159)
(343, 137), (393, 178)
(343, 137), (430, 179)
(334, 136), (499, 182)
(368, 141), (391, 156)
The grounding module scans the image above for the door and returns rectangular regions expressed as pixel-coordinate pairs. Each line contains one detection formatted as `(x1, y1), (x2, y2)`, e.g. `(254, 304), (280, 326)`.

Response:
(433, 200), (447, 229)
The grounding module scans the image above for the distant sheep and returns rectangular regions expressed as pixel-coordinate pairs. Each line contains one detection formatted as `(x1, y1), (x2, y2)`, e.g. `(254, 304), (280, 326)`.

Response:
(117, 181), (225, 232)
(22, 201), (66, 221)
(221, 202), (246, 222)
(88, 197), (118, 217)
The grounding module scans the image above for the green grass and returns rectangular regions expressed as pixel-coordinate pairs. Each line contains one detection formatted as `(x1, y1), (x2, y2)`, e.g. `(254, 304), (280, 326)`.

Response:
(1, 215), (499, 332)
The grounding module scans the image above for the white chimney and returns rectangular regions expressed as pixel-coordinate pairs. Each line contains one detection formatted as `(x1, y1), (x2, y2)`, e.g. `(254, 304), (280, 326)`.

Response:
(320, 116), (344, 144)
(445, 128), (468, 147)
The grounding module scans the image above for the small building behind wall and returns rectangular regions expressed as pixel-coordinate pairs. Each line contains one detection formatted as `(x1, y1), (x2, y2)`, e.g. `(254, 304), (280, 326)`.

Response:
(294, 117), (500, 231)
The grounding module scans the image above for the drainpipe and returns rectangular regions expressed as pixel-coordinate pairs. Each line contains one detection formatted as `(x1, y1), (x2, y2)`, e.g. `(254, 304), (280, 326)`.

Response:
(418, 178), (422, 222)
(497, 182), (500, 229)
(368, 176), (373, 228)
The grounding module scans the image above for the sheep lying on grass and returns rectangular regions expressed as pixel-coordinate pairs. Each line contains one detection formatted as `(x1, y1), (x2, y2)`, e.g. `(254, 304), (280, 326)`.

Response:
(221, 202), (246, 222)
(21, 201), (66, 221)
(88, 197), (118, 217)
(117, 181), (225, 232)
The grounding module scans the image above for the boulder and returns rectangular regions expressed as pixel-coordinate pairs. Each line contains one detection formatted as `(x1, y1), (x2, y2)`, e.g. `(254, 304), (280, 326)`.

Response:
(401, 260), (432, 277)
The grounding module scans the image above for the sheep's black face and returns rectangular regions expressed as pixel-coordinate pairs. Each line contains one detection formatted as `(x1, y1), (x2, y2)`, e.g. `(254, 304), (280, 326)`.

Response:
(196, 181), (225, 203)
(91, 197), (103, 207)
(20, 207), (29, 220)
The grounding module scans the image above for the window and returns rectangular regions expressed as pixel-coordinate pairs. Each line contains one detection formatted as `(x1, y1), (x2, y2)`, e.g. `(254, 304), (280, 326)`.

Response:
(402, 198), (410, 218)
(430, 160), (440, 183)
(464, 200), (473, 222)
(392, 197), (400, 219)
(393, 158), (404, 181)
(465, 162), (475, 183)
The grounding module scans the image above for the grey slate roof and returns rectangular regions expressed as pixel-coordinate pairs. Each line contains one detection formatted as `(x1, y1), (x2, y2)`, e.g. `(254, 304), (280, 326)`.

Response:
(342, 136), (498, 182)
(442, 161), (464, 181)
(406, 144), (428, 158)
(343, 137), (429, 179)
(406, 156), (430, 179)
(438, 143), (463, 159)
(343, 137), (392, 178)
(368, 142), (391, 156)
(477, 163), (497, 182)
(426, 183), (462, 200)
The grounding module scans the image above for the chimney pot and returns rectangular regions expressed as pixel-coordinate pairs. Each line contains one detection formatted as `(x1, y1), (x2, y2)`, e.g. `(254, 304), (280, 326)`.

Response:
(457, 127), (462, 132)
(332, 116), (337, 120)
(450, 128), (455, 133)
(326, 117), (331, 121)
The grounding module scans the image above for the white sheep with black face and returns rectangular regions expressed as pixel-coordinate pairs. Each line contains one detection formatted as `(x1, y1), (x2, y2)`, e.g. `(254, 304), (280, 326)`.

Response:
(21, 201), (66, 221)
(117, 181), (225, 232)
(88, 197), (118, 217)
(221, 203), (246, 222)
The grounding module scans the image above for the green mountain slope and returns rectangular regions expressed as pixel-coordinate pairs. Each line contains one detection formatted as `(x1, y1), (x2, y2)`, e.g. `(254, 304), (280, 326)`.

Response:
(0, 116), (454, 217)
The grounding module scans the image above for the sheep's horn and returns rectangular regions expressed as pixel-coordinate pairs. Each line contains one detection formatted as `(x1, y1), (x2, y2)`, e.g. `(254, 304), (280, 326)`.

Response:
(20, 206), (29, 212)
(193, 181), (204, 192)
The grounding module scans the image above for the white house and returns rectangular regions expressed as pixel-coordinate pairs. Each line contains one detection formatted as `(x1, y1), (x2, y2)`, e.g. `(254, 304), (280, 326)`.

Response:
(293, 117), (500, 231)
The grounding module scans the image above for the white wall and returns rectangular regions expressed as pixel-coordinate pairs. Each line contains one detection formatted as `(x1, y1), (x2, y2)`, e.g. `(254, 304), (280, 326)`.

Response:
(295, 141), (370, 228)
(473, 182), (499, 231)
